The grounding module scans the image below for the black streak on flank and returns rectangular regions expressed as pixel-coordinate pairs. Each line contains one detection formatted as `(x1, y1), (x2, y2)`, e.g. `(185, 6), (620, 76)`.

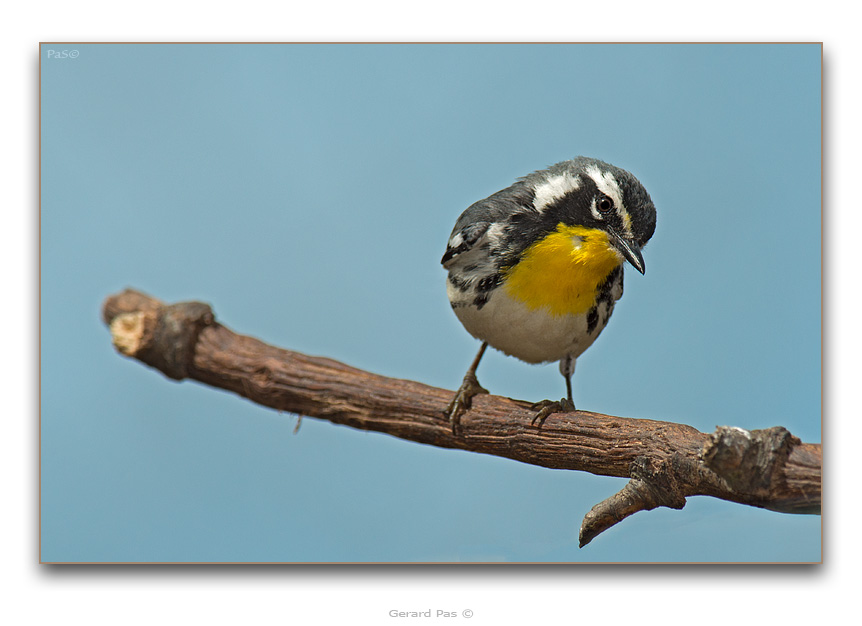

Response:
(447, 274), (473, 293)
(597, 265), (622, 303)
(476, 274), (502, 293)
(586, 306), (600, 334)
(472, 274), (502, 310)
(587, 265), (623, 334)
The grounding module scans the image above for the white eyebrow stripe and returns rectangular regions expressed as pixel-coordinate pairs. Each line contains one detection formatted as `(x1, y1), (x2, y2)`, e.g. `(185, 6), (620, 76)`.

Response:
(532, 173), (580, 213)
(585, 164), (633, 237)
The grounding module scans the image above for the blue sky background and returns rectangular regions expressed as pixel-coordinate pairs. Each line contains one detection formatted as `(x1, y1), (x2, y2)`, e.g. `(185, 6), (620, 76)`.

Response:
(40, 43), (821, 563)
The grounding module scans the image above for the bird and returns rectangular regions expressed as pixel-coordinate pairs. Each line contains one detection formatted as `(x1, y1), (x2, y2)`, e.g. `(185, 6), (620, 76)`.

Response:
(441, 156), (656, 435)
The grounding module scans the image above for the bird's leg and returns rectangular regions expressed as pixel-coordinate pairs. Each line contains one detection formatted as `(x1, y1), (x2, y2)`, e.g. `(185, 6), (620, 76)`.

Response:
(531, 356), (577, 428)
(445, 342), (489, 435)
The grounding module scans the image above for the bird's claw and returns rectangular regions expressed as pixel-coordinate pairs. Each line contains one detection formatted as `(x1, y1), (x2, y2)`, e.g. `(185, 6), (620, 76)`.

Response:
(444, 372), (488, 435)
(530, 397), (576, 429)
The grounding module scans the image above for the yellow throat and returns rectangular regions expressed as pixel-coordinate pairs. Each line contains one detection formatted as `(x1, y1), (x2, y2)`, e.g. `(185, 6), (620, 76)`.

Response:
(503, 223), (623, 316)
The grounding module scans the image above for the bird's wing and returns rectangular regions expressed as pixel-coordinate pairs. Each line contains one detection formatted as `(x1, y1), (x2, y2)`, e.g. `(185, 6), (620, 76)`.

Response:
(441, 183), (536, 269)
(440, 220), (492, 268)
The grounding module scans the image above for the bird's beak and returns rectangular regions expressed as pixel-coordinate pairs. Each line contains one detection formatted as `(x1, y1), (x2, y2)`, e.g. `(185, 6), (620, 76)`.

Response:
(607, 228), (646, 275)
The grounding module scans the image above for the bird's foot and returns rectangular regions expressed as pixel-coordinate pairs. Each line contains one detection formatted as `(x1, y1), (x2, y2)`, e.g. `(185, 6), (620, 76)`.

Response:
(530, 398), (576, 429)
(444, 372), (488, 435)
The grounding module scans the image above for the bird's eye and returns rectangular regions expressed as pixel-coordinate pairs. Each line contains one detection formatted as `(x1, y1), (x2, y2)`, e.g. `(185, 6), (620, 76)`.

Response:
(597, 196), (614, 214)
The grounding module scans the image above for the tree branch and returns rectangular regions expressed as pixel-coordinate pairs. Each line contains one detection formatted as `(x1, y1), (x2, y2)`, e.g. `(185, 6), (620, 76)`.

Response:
(101, 288), (821, 546)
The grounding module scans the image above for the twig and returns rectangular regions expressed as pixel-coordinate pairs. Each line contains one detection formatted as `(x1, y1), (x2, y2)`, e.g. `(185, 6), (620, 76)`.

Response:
(102, 288), (821, 546)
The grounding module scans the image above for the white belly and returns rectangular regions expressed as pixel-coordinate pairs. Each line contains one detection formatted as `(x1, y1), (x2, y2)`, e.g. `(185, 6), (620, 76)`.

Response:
(450, 285), (610, 364)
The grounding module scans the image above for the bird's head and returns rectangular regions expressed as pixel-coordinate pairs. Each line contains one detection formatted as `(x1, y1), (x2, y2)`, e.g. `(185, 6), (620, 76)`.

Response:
(523, 157), (657, 274)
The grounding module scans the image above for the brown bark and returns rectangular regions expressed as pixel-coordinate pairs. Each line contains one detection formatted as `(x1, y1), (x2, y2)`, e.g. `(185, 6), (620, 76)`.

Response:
(102, 288), (821, 546)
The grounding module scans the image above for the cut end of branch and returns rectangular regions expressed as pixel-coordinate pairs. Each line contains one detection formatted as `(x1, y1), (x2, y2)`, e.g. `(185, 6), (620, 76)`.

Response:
(102, 289), (215, 380)
(109, 311), (150, 356)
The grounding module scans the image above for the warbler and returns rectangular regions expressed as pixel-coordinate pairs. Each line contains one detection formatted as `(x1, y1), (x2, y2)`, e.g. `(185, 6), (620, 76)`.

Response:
(441, 157), (656, 434)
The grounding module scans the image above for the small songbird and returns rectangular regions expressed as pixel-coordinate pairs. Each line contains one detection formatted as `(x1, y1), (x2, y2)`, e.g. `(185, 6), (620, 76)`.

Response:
(441, 157), (657, 434)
